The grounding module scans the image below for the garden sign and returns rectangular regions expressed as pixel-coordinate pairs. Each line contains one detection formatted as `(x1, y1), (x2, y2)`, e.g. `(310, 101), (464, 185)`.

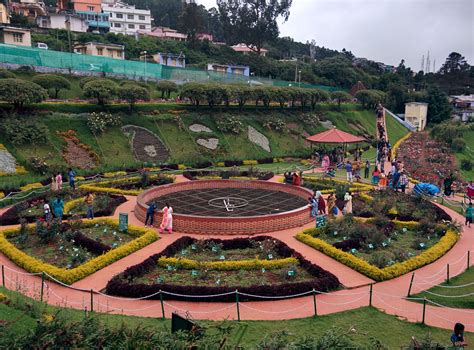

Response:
(119, 212), (128, 232)
(316, 215), (327, 228)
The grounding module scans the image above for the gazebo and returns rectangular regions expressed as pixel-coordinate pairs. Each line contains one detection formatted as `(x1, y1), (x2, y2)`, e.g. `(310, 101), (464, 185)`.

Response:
(306, 128), (367, 163)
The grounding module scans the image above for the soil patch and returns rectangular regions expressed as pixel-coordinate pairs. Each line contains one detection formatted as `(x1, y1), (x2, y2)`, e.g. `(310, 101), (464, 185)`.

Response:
(122, 125), (169, 163)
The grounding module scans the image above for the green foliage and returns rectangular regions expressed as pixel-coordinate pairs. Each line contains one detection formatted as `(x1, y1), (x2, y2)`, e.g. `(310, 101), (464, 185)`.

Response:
(156, 80), (178, 99)
(460, 159), (472, 171)
(423, 86), (452, 124)
(355, 89), (386, 109)
(0, 69), (16, 79)
(0, 119), (49, 145)
(86, 112), (122, 134)
(83, 79), (119, 105)
(215, 115), (244, 134)
(32, 74), (71, 99)
(118, 84), (150, 109)
(450, 137), (466, 152)
(331, 91), (352, 109)
(0, 79), (48, 108)
(335, 183), (349, 201)
(180, 82), (206, 107)
(79, 76), (100, 88)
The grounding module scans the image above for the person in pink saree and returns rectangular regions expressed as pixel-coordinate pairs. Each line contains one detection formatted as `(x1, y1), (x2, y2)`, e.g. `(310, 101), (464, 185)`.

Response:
(159, 203), (173, 234)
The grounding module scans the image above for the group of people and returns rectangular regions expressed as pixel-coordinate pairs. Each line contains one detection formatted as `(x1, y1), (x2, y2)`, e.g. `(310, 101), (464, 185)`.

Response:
(375, 105), (392, 172)
(50, 168), (77, 192)
(145, 202), (173, 234)
(283, 171), (303, 186)
(344, 159), (366, 183)
(308, 191), (353, 218)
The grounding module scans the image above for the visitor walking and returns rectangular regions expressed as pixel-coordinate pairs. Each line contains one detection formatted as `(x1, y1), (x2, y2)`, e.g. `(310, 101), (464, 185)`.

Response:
(444, 173), (455, 197)
(159, 203), (173, 234)
(364, 160), (370, 179)
(327, 193), (337, 217)
(56, 172), (63, 191)
(343, 192), (353, 215)
(43, 199), (51, 222)
(283, 172), (293, 184)
(466, 203), (473, 228)
(52, 197), (64, 222)
(317, 191), (326, 215)
(50, 174), (58, 192)
(84, 192), (95, 219)
(308, 196), (318, 218)
(68, 168), (76, 190)
(292, 172), (301, 186)
(451, 323), (468, 348)
(399, 172), (409, 193)
(372, 167), (381, 186)
(379, 172), (387, 190)
(466, 181), (474, 201)
(145, 202), (157, 226)
(345, 160), (353, 183)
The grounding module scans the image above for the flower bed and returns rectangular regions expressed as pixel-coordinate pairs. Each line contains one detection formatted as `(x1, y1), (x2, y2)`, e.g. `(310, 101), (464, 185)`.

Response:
(79, 174), (174, 196)
(105, 236), (340, 301)
(183, 169), (274, 181)
(0, 190), (126, 225)
(0, 218), (157, 284)
(302, 177), (373, 194)
(296, 214), (459, 281)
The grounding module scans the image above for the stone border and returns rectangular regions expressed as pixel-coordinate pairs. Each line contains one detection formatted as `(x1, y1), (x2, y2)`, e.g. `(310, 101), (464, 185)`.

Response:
(135, 180), (314, 235)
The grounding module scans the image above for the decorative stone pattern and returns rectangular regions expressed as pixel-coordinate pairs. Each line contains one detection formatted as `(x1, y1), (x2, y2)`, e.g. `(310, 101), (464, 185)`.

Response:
(196, 138), (219, 150)
(248, 126), (271, 152)
(320, 120), (335, 129)
(0, 149), (16, 174)
(189, 124), (213, 133)
(135, 180), (314, 235)
(122, 125), (169, 163)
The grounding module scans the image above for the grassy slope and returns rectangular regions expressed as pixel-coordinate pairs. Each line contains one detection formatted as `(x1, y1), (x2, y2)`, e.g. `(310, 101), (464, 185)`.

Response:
(455, 130), (474, 180)
(0, 287), (463, 348)
(413, 268), (474, 309)
(0, 107), (409, 189)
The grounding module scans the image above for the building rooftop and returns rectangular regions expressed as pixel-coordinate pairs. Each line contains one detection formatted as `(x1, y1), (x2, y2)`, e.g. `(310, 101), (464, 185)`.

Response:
(405, 102), (428, 106)
(74, 41), (124, 49)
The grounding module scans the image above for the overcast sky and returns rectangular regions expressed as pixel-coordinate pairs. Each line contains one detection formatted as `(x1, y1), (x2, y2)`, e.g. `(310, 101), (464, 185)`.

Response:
(198, 0), (473, 71)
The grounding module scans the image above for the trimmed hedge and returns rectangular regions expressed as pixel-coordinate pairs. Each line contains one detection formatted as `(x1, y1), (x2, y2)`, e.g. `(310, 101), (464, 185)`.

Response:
(73, 231), (111, 255)
(105, 236), (340, 301)
(79, 175), (174, 196)
(0, 218), (158, 284)
(182, 170), (274, 181)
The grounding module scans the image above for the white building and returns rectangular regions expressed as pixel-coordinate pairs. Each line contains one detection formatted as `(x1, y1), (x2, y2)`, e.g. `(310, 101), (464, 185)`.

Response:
(405, 102), (428, 131)
(37, 13), (88, 32)
(102, 1), (152, 35)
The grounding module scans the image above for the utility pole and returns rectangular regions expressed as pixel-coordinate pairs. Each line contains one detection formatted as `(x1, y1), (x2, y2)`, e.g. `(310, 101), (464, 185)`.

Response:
(425, 51), (430, 74)
(420, 54), (425, 73)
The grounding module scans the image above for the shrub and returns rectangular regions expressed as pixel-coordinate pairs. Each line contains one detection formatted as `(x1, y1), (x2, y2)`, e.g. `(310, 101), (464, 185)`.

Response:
(79, 76), (100, 88)
(118, 83), (150, 109)
(180, 82), (206, 107)
(331, 91), (352, 109)
(0, 78), (48, 108)
(32, 74), (71, 99)
(0, 119), (49, 145)
(460, 159), (472, 171)
(86, 112), (122, 134)
(83, 79), (118, 105)
(156, 80), (178, 99)
(450, 137), (466, 152)
(215, 116), (243, 134)
(0, 69), (16, 79)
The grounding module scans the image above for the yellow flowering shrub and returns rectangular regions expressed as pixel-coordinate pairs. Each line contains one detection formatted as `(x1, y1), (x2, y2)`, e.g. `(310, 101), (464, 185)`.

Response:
(0, 144), (6, 151)
(76, 176), (86, 181)
(0, 292), (8, 302)
(359, 192), (374, 202)
(0, 218), (158, 285)
(196, 176), (222, 181)
(157, 256), (298, 271)
(63, 197), (85, 214)
(243, 160), (258, 165)
(0, 192), (4, 200)
(103, 171), (127, 178)
(178, 164), (187, 170)
(296, 228), (459, 281)
(19, 183), (44, 191)
(15, 166), (28, 175)
(229, 176), (258, 181)
(391, 132), (412, 160)
(42, 313), (54, 323)
(300, 159), (311, 165)
(216, 162), (225, 167)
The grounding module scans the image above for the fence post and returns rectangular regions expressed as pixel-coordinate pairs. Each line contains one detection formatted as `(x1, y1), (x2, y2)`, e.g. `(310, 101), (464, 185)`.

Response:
(468, 251), (470, 270)
(422, 298), (426, 325)
(235, 290), (240, 322)
(446, 264), (450, 284)
(369, 283), (373, 307)
(159, 290), (165, 320)
(312, 289), (317, 317)
(1, 265), (4, 287)
(90, 289), (94, 312)
(407, 273), (415, 297)
(40, 272), (45, 302)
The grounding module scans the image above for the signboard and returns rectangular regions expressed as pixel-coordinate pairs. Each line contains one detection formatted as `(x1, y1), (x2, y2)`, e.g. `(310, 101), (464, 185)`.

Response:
(316, 215), (327, 228)
(118, 213), (128, 232)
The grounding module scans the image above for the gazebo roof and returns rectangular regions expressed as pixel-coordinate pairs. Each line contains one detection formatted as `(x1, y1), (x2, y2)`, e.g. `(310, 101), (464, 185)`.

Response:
(306, 128), (366, 144)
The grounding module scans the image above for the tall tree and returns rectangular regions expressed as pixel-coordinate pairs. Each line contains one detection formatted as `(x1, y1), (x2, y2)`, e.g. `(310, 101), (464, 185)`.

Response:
(217, 0), (292, 55)
(423, 86), (452, 124)
(439, 52), (470, 74)
(178, 3), (205, 42)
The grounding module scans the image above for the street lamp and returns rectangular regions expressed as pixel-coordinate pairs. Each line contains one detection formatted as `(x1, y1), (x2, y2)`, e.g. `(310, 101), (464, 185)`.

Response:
(298, 70), (301, 88)
(141, 50), (147, 82)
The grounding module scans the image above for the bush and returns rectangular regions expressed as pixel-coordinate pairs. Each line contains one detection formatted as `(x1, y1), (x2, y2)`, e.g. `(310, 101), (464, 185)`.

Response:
(118, 84), (150, 109)
(460, 159), (472, 171)
(32, 74), (71, 99)
(0, 78), (48, 108)
(0, 69), (16, 79)
(215, 116), (243, 134)
(79, 76), (100, 88)
(156, 80), (178, 99)
(83, 79), (118, 105)
(450, 137), (466, 152)
(0, 119), (49, 145)
(86, 112), (122, 134)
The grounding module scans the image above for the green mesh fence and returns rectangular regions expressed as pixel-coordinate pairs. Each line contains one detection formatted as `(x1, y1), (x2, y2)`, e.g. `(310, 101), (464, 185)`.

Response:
(0, 44), (339, 91)
(0, 44), (162, 79)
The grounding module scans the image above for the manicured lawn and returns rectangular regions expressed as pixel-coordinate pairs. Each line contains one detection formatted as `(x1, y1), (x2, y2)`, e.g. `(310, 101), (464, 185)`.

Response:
(385, 112), (411, 145)
(0, 286), (466, 348)
(455, 130), (474, 180)
(413, 267), (474, 309)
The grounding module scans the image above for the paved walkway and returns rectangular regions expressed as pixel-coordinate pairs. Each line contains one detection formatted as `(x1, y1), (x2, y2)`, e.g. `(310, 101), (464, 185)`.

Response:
(0, 193), (472, 330)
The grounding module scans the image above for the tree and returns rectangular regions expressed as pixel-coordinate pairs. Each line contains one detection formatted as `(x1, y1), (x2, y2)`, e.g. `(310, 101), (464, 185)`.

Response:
(331, 91), (352, 110)
(178, 3), (205, 42)
(385, 84), (407, 113)
(0, 79), (48, 109)
(217, 0), (292, 55)
(32, 74), (71, 99)
(439, 52), (470, 74)
(230, 85), (255, 109)
(119, 84), (150, 110)
(83, 79), (118, 105)
(156, 80), (178, 99)
(180, 82), (206, 107)
(355, 89), (386, 109)
(423, 86), (452, 124)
